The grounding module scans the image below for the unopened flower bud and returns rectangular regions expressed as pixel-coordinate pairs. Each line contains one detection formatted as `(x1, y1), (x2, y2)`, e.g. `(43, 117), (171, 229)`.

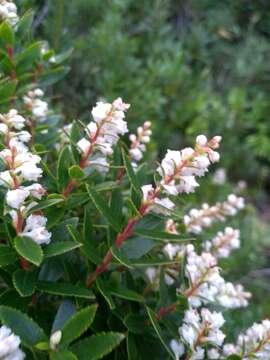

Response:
(50, 330), (62, 350)
(196, 134), (208, 146)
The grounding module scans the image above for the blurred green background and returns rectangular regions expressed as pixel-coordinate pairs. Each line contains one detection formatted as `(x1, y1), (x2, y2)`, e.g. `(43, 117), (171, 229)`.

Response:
(21, 0), (270, 335)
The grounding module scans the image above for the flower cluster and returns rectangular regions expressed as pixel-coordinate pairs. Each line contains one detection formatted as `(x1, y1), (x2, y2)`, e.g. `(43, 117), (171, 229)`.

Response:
(141, 135), (222, 216)
(182, 244), (224, 308)
(204, 226), (240, 258)
(184, 194), (245, 234)
(0, 325), (25, 360)
(0, 0), (18, 26)
(77, 98), (130, 173)
(129, 121), (152, 165)
(170, 308), (225, 360)
(223, 319), (270, 358)
(216, 282), (251, 309)
(157, 135), (221, 196)
(0, 109), (51, 244)
(23, 88), (48, 120)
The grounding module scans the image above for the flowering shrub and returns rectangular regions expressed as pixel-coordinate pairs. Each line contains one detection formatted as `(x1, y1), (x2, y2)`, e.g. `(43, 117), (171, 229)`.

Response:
(0, 2), (268, 360)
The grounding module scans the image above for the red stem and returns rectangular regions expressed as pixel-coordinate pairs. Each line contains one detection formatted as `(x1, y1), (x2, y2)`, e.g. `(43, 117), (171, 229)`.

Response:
(156, 303), (177, 321)
(86, 205), (148, 287)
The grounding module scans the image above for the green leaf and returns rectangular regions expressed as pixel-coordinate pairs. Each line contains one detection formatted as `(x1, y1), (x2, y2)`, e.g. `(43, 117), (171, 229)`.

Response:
(51, 300), (76, 333)
(44, 241), (81, 258)
(122, 148), (142, 196)
(122, 237), (156, 259)
(146, 306), (174, 359)
(0, 306), (47, 347)
(108, 286), (145, 303)
(0, 79), (17, 103)
(94, 181), (119, 192)
(226, 356), (242, 360)
(111, 246), (134, 269)
(61, 305), (98, 345)
(51, 350), (78, 360)
(124, 314), (147, 334)
(131, 257), (181, 266)
(16, 10), (34, 38)
(35, 341), (49, 350)
(86, 185), (121, 232)
(12, 269), (37, 297)
(0, 50), (13, 73)
(135, 229), (194, 243)
(68, 165), (85, 180)
(0, 22), (14, 48)
(127, 333), (140, 360)
(51, 217), (79, 242)
(14, 236), (43, 266)
(71, 332), (125, 360)
(96, 278), (115, 310)
(66, 224), (82, 243)
(50, 48), (73, 64)
(28, 198), (64, 214)
(16, 42), (41, 74)
(57, 146), (72, 191)
(37, 281), (95, 299)
(0, 245), (18, 267)
(39, 66), (70, 87)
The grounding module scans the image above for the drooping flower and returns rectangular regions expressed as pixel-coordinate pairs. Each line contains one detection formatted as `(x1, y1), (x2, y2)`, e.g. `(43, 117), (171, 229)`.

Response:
(0, 1), (19, 26)
(76, 98), (130, 173)
(23, 88), (48, 119)
(0, 109), (25, 130)
(129, 121), (152, 164)
(0, 109), (51, 244)
(184, 194), (245, 234)
(157, 135), (221, 196)
(141, 184), (175, 215)
(223, 319), (270, 359)
(171, 308), (225, 360)
(204, 227), (240, 258)
(20, 215), (51, 245)
(182, 245), (224, 307)
(216, 282), (251, 309)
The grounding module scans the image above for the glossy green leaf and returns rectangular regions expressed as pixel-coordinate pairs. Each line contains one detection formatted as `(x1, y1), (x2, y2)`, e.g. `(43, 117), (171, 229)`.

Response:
(71, 332), (125, 360)
(44, 241), (81, 258)
(50, 48), (73, 64)
(37, 281), (95, 299)
(14, 236), (43, 266)
(16, 10), (34, 38)
(57, 146), (72, 191)
(108, 286), (145, 303)
(61, 305), (98, 345)
(51, 350), (78, 360)
(16, 41), (41, 74)
(146, 306), (174, 359)
(0, 306), (47, 347)
(68, 165), (85, 179)
(86, 185), (121, 232)
(135, 229), (194, 243)
(0, 245), (18, 267)
(131, 257), (181, 266)
(0, 22), (14, 48)
(51, 300), (76, 333)
(111, 246), (134, 269)
(96, 278), (115, 310)
(28, 198), (64, 214)
(39, 66), (70, 86)
(0, 79), (17, 103)
(12, 269), (37, 297)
